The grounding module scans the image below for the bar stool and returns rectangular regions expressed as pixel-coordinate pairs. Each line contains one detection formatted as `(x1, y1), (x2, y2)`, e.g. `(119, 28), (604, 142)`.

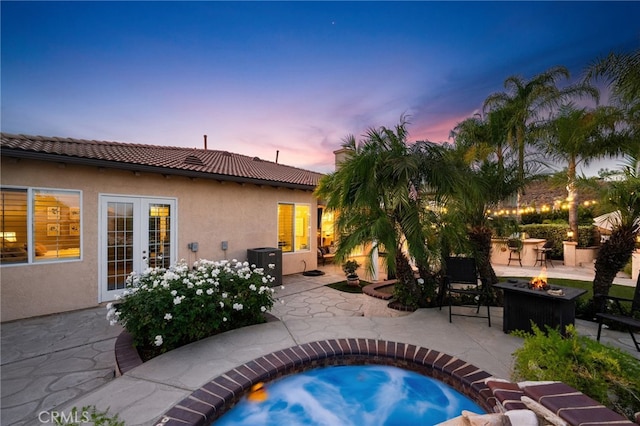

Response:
(507, 239), (522, 267)
(534, 241), (554, 268)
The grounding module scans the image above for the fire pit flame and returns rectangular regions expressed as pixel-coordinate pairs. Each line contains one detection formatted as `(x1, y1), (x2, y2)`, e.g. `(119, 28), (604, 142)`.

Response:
(529, 267), (550, 290)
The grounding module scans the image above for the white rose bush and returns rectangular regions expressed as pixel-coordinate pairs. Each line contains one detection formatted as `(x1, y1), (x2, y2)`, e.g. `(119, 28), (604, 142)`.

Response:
(107, 259), (277, 359)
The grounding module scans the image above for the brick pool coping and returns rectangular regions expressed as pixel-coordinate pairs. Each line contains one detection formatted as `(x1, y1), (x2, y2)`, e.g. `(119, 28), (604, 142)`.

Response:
(147, 338), (638, 426)
(152, 339), (498, 425)
(114, 333), (638, 425)
(487, 380), (637, 425)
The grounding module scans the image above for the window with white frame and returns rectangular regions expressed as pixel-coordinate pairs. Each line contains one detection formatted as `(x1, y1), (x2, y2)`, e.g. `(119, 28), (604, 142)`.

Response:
(277, 203), (310, 253)
(0, 187), (82, 265)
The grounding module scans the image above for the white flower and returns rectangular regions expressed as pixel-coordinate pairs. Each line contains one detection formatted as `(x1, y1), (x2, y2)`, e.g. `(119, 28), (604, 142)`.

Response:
(268, 263), (275, 269)
(219, 301), (224, 308)
(206, 288), (214, 295)
(170, 290), (177, 296)
(260, 306), (267, 312)
(154, 335), (163, 346)
(106, 302), (113, 310)
(223, 317), (228, 322)
(233, 303), (243, 311)
(262, 277), (268, 284)
(280, 285), (285, 290)
(196, 289), (203, 296)
(173, 296), (183, 305)
(109, 320), (118, 326)
(417, 278), (424, 285)
(249, 284), (256, 291)
(164, 313), (173, 321)
(222, 292), (228, 299)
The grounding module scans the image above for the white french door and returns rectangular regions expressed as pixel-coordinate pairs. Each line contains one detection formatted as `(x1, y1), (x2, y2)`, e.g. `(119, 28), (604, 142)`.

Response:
(99, 195), (176, 302)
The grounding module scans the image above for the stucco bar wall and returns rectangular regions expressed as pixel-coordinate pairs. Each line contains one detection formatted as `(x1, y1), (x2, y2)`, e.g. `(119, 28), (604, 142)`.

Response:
(1, 157), (318, 322)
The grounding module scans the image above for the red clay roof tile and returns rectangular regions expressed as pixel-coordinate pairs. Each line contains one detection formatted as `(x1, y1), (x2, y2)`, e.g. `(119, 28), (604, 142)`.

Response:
(1, 133), (323, 189)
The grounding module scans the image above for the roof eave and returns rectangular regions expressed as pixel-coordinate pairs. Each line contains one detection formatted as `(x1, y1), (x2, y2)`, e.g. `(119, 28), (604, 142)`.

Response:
(1, 148), (317, 192)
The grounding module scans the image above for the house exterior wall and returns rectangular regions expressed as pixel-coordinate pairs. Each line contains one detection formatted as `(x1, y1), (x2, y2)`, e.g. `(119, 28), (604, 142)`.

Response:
(1, 157), (318, 322)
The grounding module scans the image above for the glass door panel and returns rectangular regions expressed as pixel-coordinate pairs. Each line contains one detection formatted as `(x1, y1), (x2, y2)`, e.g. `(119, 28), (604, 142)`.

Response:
(100, 196), (176, 302)
(147, 203), (172, 269)
(106, 201), (134, 291)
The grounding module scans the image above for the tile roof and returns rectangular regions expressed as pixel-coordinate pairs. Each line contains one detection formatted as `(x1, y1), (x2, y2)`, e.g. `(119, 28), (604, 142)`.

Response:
(1, 133), (323, 190)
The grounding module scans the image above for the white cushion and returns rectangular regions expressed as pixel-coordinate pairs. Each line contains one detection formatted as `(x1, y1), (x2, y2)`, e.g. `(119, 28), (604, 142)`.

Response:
(504, 409), (540, 426)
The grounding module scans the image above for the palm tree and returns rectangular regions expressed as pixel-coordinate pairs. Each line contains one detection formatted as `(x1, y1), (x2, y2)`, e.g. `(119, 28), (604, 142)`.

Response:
(536, 103), (626, 240)
(441, 139), (522, 285)
(315, 117), (445, 308)
(483, 66), (599, 211)
(450, 108), (511, 169)
(592, 156), (640, 307)
(586, 49), (640, 172)
(585, 49), (640, 305)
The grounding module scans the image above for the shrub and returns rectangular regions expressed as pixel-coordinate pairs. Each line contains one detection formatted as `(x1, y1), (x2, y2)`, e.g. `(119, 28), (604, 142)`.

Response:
(107, 259), (277, 359)
(520, 224), (598, 257)
(512, 324), (640, 421)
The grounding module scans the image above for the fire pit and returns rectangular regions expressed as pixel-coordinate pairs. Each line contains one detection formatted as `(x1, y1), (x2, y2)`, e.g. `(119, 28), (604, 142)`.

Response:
(494, 272), (586, 335)
(528, 268), (550, 290)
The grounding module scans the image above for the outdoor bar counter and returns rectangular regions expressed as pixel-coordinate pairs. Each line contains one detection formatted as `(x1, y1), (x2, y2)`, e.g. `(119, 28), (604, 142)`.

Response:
(494, 281), (586, 335)
(491, 238), (546, 266)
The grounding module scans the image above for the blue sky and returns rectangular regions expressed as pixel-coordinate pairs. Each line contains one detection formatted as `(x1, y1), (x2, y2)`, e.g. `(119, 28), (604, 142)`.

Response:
(2, 1), (639, 174)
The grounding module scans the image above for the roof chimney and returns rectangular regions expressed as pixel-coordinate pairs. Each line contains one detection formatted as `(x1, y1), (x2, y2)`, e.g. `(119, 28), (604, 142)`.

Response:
(333, 147), (352, 170)
(203, 134), (208, 150)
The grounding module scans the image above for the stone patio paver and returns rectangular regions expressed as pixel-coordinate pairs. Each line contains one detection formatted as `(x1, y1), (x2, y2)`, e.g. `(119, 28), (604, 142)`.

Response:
(1, 263), (637, 425)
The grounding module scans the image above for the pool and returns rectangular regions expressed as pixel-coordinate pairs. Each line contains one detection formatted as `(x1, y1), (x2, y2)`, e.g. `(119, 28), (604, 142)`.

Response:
(158, 339), (499, 425)
(214, 365), (484, 425)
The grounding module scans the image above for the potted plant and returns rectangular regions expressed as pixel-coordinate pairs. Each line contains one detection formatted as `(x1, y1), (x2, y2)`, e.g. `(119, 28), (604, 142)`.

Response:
(342, 260), (360, 286)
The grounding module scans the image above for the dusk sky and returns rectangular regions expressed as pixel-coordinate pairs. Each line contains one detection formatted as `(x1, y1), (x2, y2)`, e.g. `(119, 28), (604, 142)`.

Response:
(2, 1), (639, 174)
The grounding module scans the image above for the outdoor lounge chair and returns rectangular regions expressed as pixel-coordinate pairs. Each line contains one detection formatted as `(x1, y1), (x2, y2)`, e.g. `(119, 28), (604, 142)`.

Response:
(596, 273), (640, 352)
(317, 246), (335, 266)
(439, 256), (491, 327)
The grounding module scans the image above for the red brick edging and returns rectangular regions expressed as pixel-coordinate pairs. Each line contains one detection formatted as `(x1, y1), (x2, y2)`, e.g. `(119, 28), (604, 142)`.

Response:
(114, 330), (143, 376)
(362, 280), (396, 300)
(487, 380), (638, 425)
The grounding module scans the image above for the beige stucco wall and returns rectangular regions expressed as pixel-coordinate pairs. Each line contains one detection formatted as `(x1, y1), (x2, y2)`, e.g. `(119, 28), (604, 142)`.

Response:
(1, 157), (318, 322)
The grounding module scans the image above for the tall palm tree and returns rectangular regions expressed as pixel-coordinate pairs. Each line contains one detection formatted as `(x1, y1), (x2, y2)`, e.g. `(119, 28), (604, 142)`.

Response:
(441, 138), (522, 285)
(450, 108), (511, 169)
(483, 66), (599, 210)
(585, 49), (640, 305)
(592, 156), (640, 306)
(536, 103), (626, 240)
(586, 49), (640, 172)
(315, 117), (445, 308)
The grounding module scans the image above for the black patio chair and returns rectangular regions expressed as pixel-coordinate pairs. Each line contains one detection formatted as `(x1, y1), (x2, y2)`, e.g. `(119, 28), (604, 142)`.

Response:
(439, 256), (491, 327)
(595, 273), (640, 352)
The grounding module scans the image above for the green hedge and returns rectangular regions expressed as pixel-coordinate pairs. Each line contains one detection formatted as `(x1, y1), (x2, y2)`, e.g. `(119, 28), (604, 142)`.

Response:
(520, 224), (598, 258)
(512, 324), (640, 421)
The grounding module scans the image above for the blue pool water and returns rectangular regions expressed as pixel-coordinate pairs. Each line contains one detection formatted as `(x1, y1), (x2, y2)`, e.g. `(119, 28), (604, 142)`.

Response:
(214, 365), (484, 425)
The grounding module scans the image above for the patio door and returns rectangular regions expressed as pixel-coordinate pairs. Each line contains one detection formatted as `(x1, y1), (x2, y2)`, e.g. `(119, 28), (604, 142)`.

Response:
(99, 195), (176, 302)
